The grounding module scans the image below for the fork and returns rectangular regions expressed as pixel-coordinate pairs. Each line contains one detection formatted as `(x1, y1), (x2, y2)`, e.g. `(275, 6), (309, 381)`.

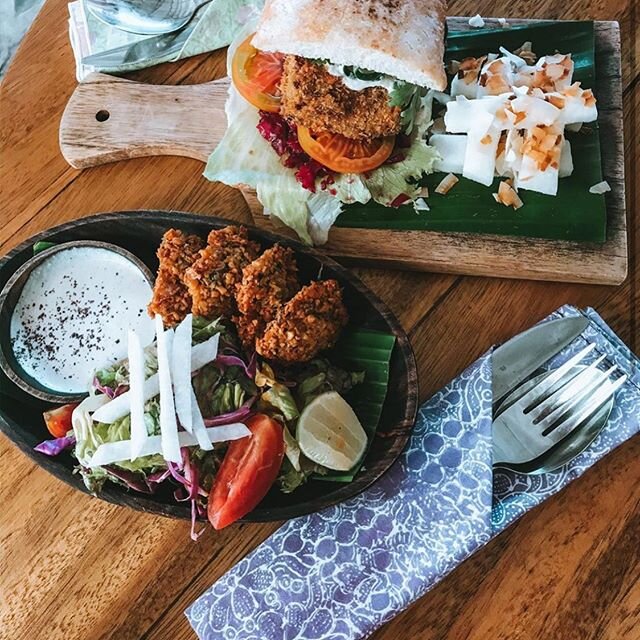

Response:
(493, 343), (627, 466)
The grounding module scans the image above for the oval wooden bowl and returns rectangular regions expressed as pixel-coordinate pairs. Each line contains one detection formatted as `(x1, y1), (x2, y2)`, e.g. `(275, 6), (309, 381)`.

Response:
(0, 211), (418, 523)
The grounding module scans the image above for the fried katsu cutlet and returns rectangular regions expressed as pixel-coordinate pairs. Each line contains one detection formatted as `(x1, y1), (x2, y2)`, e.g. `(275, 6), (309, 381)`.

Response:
(148, 229), (204, 326)
(233, 244), (300, 347)
(279, 56), (402, 141)
(184, 226), (260, 319)
(256, 279), (348, 363)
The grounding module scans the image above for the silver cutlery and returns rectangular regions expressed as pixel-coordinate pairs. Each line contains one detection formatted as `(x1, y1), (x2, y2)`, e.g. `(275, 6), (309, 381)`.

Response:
(81, 24), (194, 67)
(86, 0), (213, 35)
(493, 343), (627, 469)
(492, 316), (589, 403)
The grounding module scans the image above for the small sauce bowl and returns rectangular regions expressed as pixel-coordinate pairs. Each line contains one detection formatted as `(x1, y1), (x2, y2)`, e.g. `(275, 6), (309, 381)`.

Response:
(0, 241), (154, 404)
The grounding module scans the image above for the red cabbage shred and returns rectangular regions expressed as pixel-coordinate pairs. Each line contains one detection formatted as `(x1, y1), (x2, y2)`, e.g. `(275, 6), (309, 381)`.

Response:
(257, 111), (332, 193)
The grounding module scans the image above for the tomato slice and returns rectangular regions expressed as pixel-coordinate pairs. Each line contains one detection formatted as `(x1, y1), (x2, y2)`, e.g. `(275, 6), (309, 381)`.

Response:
(207, 414), (285, 529)
(297, 126), (396, 173)
(43, 403), (79, 438)
(231, 34), (284, 113)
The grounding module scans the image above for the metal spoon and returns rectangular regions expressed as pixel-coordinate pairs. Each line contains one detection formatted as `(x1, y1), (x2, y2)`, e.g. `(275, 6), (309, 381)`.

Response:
(85, 0), (213, 35)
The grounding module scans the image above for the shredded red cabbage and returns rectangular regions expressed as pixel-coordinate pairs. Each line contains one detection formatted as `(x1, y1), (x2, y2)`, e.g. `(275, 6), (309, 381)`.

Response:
(105, 466), (155, 493)
(181, 449), (208, 540)
(215, 351), (256, 380)
(93, 377), (128, 399)
(203, 396), (256, 426)
(257, 111), (332, 193)
(34, 435), (76, 456)
(104, 466), (172, 493)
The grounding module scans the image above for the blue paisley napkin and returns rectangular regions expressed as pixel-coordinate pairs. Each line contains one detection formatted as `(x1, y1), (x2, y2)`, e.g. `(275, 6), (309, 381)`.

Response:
(186, 305), (639, 640)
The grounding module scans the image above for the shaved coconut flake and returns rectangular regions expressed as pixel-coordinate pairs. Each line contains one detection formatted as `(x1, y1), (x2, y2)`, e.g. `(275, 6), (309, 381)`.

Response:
(495, 132), (511, 177)
(419, 186), (430, 198)
(513, 42), (537, 66)
(92, 333), (220, 425)
(478, 58), (514, 97)
(469, 14), (485, 28)
(431, 134), (467, 174)
(447, 59), (461, 75)
(498, 17), (509, 27)
(463, 117), (501, 186)
(451, 56), (487, 99)
(413, 198), (430, 212)
(128, 329), (147, 460)
(495, 180), (524, 209)
(508, 94), (560, 129)
(88, 424), (250, 468)
(190, 386), (213, 450)
(156, 315), (181, 464)
(498, 47), (527, 69)
(435, 173), (459, 195)
(444, 95), (507, 133)
(589, 181), (611, 194)
(516, 125), (563, 195)
(172, 314), (193, 433)
(559, 139), (574, 178)
(550, 86), (598, 125)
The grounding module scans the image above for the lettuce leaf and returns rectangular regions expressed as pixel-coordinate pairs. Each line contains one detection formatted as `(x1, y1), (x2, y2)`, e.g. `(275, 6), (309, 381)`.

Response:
(364, 132), (441, 206)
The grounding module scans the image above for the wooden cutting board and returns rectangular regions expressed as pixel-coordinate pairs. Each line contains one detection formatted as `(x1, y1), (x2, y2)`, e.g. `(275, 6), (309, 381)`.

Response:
(59, 19), (627, 285)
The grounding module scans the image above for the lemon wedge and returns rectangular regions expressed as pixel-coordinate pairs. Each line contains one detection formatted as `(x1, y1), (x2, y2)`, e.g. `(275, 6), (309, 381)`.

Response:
(297, 391), (367, 471)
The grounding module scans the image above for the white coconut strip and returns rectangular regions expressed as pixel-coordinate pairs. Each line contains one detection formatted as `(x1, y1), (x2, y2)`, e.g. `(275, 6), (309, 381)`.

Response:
(462, 116), (501, 186)
(547, 88), (598, 125)
(87, 424), (251, 468)
(515, 127), (563, 196)
(156, 316), (181, 463)
(444, 95), (507, 133)
(589, 181), (611, 194)
(431, 134), (467, 174)
(91, 333), (220, 425)
(128, 329), (147, 460)
(559, 139), (574, 178)
(508, 94), (561, 129)
(190, 386), (213, 451)
(501, 129), (526, 177)
(172, 314), (193, 433)
(477, 58), (513, 97)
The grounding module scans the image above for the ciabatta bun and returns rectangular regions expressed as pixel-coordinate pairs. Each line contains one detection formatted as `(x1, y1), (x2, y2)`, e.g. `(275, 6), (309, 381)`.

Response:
(252, 0), (448, 90)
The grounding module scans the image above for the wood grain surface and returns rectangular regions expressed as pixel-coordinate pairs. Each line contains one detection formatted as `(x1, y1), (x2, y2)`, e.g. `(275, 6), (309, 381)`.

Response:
(57, 19), (628, 285)
(0, 1), (638, 639)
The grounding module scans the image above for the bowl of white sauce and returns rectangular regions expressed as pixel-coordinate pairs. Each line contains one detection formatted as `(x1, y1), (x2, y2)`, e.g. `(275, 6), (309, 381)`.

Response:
(0, 241), (155, 403)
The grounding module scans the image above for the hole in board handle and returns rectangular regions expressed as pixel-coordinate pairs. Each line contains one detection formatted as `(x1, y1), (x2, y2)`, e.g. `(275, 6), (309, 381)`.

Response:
(95, 110), (110, 122)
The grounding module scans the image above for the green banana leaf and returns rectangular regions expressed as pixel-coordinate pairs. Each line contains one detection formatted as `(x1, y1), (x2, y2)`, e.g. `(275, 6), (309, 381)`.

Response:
(335, 21), (607, 243)
(315, 328), (396, 483)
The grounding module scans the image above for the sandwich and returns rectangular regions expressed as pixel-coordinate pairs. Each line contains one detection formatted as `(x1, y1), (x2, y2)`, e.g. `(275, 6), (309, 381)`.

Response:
(205, 0), (448, 244)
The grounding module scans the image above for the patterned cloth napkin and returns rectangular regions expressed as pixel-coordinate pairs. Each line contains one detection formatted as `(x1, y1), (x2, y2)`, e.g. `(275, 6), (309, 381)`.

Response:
(68, 0), (264, 81)
(186, 305), (640, 640)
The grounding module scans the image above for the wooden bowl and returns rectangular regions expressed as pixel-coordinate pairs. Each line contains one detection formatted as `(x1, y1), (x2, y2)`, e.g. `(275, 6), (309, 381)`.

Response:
(0, 211), (418, 523)
(0, 240), (154, 404)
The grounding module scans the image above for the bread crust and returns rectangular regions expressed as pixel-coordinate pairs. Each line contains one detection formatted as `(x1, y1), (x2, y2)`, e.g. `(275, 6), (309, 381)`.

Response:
(252, 0), (448, 90)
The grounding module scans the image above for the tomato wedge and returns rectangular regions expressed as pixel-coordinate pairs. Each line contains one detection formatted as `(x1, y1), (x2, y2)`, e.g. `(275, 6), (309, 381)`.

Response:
(43, 403), (79, 438)
(297, 126), (396, 173)
(208, 414), (285, 529)
(231, 34), (284, 113)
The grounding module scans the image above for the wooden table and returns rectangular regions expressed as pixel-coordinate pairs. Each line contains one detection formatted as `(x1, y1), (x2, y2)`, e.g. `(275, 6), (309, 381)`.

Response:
(0, 1), (637, 638)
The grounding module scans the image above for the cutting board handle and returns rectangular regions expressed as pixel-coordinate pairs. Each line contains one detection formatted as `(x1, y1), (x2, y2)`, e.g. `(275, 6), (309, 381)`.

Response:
(59, 73), (230, 169)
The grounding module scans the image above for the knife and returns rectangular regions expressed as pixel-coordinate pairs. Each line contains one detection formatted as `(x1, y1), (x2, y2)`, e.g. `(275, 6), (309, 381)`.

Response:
(81, 25), (194, 67)
(492, 316), (589, 402)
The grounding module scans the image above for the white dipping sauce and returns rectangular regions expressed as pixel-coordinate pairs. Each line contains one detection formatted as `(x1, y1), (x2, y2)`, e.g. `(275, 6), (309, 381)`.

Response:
(10, 246), (155, 394)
